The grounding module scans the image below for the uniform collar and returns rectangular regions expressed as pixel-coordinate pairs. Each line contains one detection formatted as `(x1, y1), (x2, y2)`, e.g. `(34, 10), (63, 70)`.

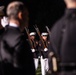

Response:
(9, 22), (19, 27)
(65, 8), (76, 18)
(65, 8), (76, 14)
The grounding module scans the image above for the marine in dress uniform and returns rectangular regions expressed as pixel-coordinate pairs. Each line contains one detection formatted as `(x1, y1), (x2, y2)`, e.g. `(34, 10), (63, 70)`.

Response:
(38, 32), (50, 75)
(29, 32), (39, 70)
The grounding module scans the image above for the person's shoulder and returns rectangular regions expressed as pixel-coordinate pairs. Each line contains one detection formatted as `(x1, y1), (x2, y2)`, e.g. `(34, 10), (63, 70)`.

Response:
(51, 15), (65, 31)
(3, 26), (22, 41)
(6, 26), (21, 35)
(2, 26), (24, 47)
(54, 16), (65, 27)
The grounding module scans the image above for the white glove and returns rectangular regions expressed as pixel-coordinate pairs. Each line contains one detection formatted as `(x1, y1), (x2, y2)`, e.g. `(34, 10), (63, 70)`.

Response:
(1, 16), (8, 27)
(31, 49), (35, 52)
(44, 48), (48, 52)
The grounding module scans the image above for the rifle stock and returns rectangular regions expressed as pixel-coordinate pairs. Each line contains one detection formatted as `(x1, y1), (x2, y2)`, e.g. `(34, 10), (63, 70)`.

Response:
(25, 27), (34, 49)
(34, 25), (46, 49)
(25, 27), (37, 57)
(46, 26), (58, 72)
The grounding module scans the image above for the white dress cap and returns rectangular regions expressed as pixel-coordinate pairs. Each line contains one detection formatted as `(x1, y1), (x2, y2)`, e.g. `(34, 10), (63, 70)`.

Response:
(41, 32), (48, 36)
(30, 32), (36, 36)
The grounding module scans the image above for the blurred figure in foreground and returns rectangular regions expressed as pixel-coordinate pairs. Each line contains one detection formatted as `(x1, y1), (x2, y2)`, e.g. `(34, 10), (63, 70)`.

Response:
(50, 0), (76, 75)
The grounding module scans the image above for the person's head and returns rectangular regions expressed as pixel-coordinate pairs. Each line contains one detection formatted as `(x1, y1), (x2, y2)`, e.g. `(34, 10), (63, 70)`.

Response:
(30, 32), (36, 40)
(64, 0), (76, 8)
(41, 32), (48, 41)
(7, 1), (29, 30)
(0, 6), (5, 29)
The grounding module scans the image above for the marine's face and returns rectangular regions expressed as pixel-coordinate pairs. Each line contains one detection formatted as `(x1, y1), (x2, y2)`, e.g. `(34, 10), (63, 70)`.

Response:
(42, 36), (47, 40)
(30, 36), (35, 40)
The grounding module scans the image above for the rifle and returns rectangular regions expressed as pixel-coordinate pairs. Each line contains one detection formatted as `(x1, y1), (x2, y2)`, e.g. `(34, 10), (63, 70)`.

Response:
(34, 25), (48, 57)
(45, 26), (58, 72)
(25, 27), (36, 57)
(25, 27), (33, 48)
(34, 25), (47, 49)
(45, 26), (51, 36)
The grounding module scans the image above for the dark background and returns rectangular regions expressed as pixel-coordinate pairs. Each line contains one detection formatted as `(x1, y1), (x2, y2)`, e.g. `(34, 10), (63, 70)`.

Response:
(0, 0), (66, 32)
